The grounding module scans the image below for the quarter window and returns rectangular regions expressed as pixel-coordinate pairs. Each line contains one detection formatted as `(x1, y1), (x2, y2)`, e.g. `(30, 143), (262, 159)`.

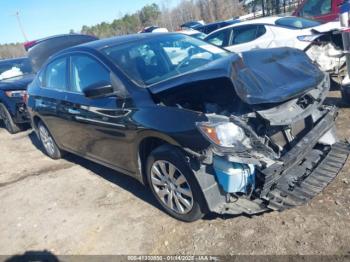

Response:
(45, 57), (67, 90)
(70, 55), (110, 93)
(205, 29), (231, 47)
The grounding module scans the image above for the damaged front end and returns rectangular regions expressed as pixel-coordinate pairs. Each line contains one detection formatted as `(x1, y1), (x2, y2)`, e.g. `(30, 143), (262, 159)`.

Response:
(151, 47), (350, 216)
(195, 97), (348, 215)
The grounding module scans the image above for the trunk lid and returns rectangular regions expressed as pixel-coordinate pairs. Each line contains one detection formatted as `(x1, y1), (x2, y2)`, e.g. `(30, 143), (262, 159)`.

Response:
(27, 34), (98, 72)
(0, 74), (35, 91)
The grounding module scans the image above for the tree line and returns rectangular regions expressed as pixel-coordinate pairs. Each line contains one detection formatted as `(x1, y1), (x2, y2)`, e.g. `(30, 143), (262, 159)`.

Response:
(80, 0), (245, 37)
(0, 43), (26, 60)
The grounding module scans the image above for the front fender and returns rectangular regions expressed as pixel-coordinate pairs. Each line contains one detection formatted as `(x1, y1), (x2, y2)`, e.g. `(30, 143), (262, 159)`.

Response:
(132, 105), (210, 152)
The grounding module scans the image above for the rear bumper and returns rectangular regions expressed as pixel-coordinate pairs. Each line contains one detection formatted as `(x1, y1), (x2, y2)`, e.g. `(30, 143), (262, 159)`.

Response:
(12, 103), (30, 124)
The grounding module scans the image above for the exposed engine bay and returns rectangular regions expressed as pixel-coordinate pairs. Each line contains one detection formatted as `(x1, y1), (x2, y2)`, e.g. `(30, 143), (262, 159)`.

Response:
(154, 72), (331, 166)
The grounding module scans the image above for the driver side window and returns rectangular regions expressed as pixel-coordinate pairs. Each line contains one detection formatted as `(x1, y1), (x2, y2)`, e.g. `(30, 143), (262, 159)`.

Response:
(70, 55), (110, 93)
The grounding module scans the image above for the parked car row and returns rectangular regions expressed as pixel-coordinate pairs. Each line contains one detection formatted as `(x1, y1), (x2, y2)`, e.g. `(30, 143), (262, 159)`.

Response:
(0, 13), (349, 222)
(204, 16), (346, 84)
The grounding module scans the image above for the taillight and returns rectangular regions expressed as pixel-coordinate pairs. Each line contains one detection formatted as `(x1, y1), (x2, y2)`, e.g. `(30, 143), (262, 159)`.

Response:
(297, 34), (322, 42)
(5, 90), (27, 103)
(24, 40), (37, 51)
(23, 92), (29, 104)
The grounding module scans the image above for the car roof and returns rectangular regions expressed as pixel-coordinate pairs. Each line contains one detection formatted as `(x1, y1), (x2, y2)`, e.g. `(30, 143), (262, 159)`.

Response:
(179, 29), (202, 35)
(206, 16), (284, 36)
(232, 16), (281, 26)
(71, 32), (183, 51)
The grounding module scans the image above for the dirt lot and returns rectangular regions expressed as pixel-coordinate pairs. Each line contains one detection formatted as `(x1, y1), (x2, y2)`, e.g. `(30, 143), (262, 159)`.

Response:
(0, 91), (350, 256)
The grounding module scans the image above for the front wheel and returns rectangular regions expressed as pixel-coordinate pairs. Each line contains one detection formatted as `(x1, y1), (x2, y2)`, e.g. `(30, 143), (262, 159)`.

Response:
(146, 145), (206, 222)
(38, 121), (63, 159)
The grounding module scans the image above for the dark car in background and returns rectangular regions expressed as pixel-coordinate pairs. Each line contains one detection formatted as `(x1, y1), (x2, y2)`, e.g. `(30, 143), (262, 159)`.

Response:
(180, 20), (205, 30)
(0, 57), (34, 133)
(27, 33), (348, 221)
(196, 19), (240, 34)
(0, 34), (99, 134)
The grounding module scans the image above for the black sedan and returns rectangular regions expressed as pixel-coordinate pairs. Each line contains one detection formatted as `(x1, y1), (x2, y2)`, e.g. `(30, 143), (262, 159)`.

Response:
(27, 33), (348, 221)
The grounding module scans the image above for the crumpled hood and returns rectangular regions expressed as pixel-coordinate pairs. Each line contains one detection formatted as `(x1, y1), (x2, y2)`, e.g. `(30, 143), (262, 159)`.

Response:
(0, 74), (35, 91)
(233, 47), (325, 104)
(149, 47), (325, 105)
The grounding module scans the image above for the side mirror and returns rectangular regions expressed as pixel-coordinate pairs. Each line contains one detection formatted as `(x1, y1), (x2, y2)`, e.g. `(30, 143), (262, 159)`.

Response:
(83, 81), (114, 98)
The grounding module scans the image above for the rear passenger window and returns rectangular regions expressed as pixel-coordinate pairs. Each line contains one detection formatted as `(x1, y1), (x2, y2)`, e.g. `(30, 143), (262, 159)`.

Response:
(45, 57), (67, 90)
(70, 55), (110, 93)
(232, 25), (266, 45)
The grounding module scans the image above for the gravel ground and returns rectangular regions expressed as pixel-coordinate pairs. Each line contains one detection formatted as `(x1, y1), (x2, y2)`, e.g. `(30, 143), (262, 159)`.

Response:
(0, 91), (349, 256)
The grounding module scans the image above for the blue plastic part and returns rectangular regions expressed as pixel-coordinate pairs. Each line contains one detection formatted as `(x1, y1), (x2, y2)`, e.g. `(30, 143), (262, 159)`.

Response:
(340, 2), (350, 13)
(213, 156), (255, 193)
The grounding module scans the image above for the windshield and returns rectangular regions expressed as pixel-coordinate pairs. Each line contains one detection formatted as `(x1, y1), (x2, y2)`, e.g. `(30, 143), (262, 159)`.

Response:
(102, 34), (228, 86)
(275, 17), (321, 29)
(0, 58), (33, 80)
(300, 0), (332, 17)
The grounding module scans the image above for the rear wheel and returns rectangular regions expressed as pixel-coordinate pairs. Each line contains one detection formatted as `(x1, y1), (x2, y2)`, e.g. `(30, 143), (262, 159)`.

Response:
(0, 103), (21, 134)
(146, 145), (206, 222)
(38, 121), (63, 159)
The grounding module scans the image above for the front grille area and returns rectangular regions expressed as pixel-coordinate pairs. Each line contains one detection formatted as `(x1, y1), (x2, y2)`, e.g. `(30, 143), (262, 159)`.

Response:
(268, 116), (313, 153)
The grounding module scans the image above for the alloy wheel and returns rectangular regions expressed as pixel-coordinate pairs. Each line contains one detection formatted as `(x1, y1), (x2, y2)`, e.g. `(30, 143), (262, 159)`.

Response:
(150, 160), (194, 214)
(39, 125), (55, 156)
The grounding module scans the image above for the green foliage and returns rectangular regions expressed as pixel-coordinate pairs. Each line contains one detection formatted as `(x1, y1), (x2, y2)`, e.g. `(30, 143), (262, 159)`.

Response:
(80, 3), (160, 38)
(139, 3), (161, 26)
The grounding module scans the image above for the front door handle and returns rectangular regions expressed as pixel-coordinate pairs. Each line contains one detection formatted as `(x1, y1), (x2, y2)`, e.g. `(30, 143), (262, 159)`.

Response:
(68, 108), (80, 115)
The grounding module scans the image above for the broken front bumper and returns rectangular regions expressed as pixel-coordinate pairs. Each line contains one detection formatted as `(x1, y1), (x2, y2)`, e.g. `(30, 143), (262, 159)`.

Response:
(265, 142), (349, 211)
(194, 108), (349, 215)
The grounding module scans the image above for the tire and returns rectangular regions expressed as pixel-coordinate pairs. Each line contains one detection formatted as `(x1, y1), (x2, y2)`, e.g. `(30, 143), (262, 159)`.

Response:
(37, 121), (63, 159)
(0, 103), (21, 134)
(341, 86), (350, 105)
(146, 144), (206, 222)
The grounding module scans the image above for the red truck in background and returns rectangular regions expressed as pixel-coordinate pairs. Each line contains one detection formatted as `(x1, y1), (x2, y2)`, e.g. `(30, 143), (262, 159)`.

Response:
(293, 0), (343, 22)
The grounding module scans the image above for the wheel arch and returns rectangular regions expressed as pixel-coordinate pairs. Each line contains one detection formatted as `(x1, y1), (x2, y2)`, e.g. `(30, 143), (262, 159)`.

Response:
(32, 115), (41, 129)
(136, 131), (186, 185)
(31, 115), (60, 147)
